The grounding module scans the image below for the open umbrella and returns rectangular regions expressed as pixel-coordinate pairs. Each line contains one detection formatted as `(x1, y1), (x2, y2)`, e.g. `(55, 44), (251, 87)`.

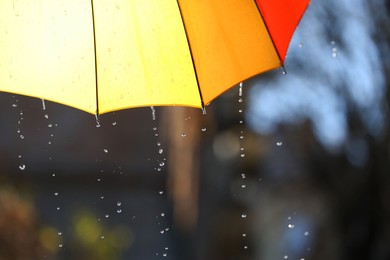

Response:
(0, 0), (309, 115)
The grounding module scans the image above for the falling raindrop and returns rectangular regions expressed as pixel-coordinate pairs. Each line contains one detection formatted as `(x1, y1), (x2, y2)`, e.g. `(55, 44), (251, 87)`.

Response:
(41, 99), (46, 110)
(95, 115), (101, 127)
(332, 47), (338, 58)
(150, 106), (156, 121)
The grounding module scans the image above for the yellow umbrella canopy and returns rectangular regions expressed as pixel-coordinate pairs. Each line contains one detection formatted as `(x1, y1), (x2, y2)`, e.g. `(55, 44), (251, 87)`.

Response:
(0, 0), (309, 115)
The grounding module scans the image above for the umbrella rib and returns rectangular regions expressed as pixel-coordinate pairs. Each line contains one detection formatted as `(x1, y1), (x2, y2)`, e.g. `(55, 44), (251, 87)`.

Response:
(90, 0), (100, 116)
(252, 0), (284, 68)
(175, 1), (206, 113)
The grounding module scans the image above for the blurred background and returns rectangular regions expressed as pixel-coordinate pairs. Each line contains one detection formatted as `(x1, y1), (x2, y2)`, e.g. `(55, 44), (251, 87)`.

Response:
(0, 0), (389, 259)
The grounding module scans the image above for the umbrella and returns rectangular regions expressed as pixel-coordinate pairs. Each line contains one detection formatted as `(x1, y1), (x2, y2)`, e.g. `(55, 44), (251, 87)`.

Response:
(0, 0), (309, 115)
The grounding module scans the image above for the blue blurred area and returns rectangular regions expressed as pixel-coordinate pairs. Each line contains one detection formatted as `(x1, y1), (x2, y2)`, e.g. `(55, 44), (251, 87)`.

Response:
(247, 0), (388, 151)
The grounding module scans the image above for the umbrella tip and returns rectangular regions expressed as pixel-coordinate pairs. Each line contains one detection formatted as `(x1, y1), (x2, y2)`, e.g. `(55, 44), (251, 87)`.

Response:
(95, 114), (101, 127)
(282, 65), (287, 75)
(201, 106), (207, 115)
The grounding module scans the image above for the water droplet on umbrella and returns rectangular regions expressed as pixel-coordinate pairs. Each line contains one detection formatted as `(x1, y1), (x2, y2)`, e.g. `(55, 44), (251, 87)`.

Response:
(105, 214), (109, 218)
(159, 191), (164, 195)
(158, 148), (164, 154)
(117, 202), (121, 206)
(288, 224), (295, 229)
(241, 214), (247, 218)
(58, 232), (62, 236)
(304, 231), (309, 236)
(41, 99), (46, 110)
(159, 162), (165, 167)
(276, 141), (283, 146)
(181, 133), (187, 137)
(161, 213), (165, 217)
(284, 255), (288, 259)
(117, 209), (122, 213)
(112, 121), (117, 126)
(103, 149), (108, 153)
(58, 244), (63, 248)
(242, 233), (247, 237)
(201, 127), (207, 132)
(54, 192), (59, 196)
(19, 164), (26, 170)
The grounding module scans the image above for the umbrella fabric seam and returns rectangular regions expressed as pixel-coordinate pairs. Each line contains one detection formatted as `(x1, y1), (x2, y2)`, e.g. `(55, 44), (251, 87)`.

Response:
(252, 0), (283, 66)
(175, 0), (205, 111)
(90, 0), (99, 116)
